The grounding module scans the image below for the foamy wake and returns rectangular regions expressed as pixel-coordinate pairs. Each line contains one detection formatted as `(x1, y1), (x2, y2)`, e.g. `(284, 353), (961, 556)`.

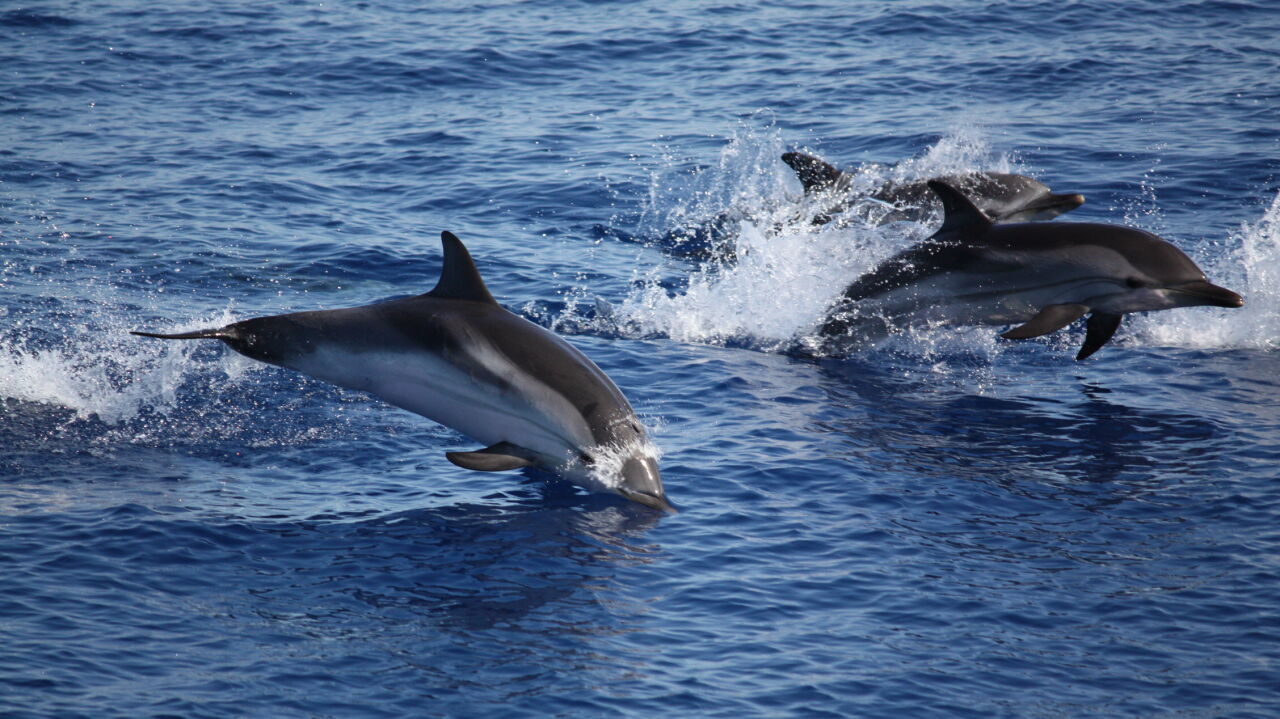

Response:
(0, 309), (256, 425)
(600, 124), (1019, 356)
(1136, 190), (1280, 351)
(593, 123), (1279, 357)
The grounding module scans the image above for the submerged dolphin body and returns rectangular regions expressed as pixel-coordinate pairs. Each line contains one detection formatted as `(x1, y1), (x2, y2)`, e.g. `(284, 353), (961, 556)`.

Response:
(134, 232), (672, 511)
(819, 181), (1243, 360)
(782, 151), (1086, 225)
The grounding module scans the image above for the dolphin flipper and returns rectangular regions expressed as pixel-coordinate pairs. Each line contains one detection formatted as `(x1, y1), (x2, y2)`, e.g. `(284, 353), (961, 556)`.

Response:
(446, 442), (539, 472)
(1000, 303), (1090, 340)
(1076, 312), (1123, 361)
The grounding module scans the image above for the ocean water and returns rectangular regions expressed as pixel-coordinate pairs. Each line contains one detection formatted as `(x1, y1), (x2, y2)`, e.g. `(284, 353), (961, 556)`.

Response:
(3, 1), (1280, 717)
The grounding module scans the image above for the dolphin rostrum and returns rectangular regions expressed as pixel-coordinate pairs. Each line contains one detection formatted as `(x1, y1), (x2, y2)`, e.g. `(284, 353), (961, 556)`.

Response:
(133, 231), (672, 511)
(819, 181), (1243, 360)
(782, 151), (1086, 226)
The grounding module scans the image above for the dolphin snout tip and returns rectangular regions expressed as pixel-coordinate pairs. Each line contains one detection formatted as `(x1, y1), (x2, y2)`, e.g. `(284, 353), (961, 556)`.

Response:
(1043, 193), (1084, 212)
(1174, 280), (1244, 308)
(619, 456), (674, 513)
(1220, 283), (1245, 308)
(623, 488), (678, 513)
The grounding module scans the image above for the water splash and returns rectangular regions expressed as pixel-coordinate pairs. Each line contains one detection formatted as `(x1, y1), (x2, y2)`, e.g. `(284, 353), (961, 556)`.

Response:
(0, 308), (254, 425)
(634, 119), (799, 242)
(603, 125), (1020, 358)
(875, 126), (1015, 184)
(1135, 189), (1280, 351)
(582, 434), (664, 494)
(589, 125), (1272, 360)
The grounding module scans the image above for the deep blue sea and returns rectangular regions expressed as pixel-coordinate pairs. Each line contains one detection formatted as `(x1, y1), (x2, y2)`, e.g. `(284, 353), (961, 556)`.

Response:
(4, 1), (1280, 717)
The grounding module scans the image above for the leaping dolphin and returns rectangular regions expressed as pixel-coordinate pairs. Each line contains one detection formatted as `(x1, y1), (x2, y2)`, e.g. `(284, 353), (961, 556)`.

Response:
(782, 151), (1086, 225)
(819, 181), (1243, 360)
(133, 231), (672, 511)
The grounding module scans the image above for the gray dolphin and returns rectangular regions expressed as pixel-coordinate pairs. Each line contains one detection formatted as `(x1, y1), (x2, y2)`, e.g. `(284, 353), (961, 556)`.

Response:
(782, 151), (1086, 225)
(133, 231), (672, 511)
(819, 181), (1243, 360)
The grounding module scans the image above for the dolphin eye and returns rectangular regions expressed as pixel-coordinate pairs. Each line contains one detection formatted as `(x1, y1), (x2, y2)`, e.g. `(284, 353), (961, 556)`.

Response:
(1125, 277), (1147, 288)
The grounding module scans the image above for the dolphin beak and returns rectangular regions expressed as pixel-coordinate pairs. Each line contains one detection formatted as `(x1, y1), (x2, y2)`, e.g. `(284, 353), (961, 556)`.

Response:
(617, 456), (675, 513)
(1026, 192), (1086, 217)
(1055, 193), (1086, 210)
(1170, 280), (1244, 308)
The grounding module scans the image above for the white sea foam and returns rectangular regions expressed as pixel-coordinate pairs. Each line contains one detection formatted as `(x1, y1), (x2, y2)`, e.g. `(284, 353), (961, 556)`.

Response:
(595, 125), (1275, 359)
(0, 309), (253, 425)
(605, 125), (1018, 357)
(582, 434), (664, 494)
(1133, 190), (1280, 351)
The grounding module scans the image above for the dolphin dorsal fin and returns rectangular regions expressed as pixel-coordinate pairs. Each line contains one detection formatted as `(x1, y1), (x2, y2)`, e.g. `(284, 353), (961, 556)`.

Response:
(782, 152), (846, 193)
(928, 180), (993, 236)
(426, 231), (496, 303)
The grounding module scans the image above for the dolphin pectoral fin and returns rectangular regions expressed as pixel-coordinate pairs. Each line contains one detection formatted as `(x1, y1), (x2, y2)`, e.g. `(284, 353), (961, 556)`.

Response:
(1000, 303), (1090, 340)
(446, 442), (539, 472)
(1076, 312), (1122, 361)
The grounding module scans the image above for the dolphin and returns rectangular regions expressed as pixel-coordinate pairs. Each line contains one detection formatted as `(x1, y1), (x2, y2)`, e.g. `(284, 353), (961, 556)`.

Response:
(782, 151), (1086, 225)
(133, 231), (672, 511)
(819, 181), (1243, 360)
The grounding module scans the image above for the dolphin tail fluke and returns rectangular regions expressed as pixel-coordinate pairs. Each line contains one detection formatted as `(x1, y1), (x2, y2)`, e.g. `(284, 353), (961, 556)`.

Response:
(446, 442), (539, 472)
(1076, 312), (1122, 361)
(781, 152), (845, 193)
(1000, 303), (1090, 340)
(130, 328), (229, 341)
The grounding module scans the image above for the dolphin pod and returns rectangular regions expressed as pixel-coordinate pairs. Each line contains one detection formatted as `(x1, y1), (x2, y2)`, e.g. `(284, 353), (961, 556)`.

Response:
(133, 153), (1246, 511)
(133, 232), (672, 512)
(782, 151), (1086, 226)
(819, 180), (1244, 360)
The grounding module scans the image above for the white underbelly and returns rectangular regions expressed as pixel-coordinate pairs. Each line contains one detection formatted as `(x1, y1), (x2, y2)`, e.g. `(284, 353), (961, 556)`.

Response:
(287, 347), (594, 464)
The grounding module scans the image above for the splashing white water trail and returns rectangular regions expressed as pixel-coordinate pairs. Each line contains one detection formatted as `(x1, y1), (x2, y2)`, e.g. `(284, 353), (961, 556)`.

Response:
(608, 124), (1022, 356)
(0, 309), (254, 425)
(596, 123), (1275, 359)
(1136, 190), (1280, 351)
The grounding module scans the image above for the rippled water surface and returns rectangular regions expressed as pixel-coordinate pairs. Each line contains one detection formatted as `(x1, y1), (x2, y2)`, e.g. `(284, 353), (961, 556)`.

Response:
(3, 1), (1280, 717)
